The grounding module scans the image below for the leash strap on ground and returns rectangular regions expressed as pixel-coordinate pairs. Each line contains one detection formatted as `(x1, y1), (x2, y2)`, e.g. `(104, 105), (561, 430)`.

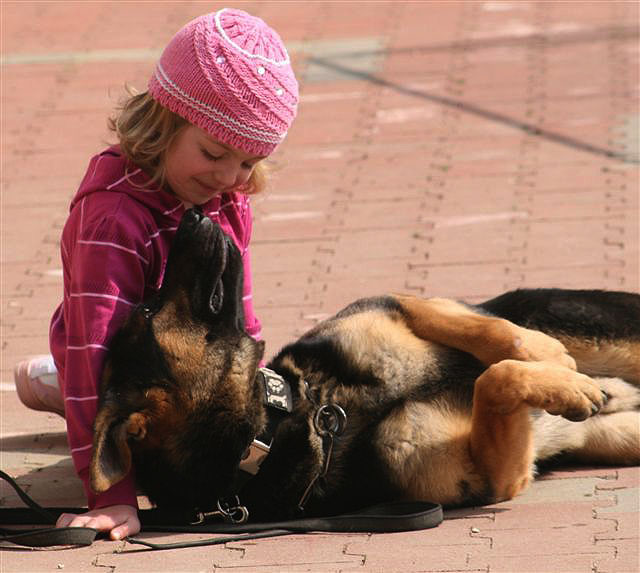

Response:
(0, 470), (97, 548)
(0, 470), (443, 549)
(126, 501), (443, 551)
(124, 529), (293, 551)
(138, 500), (443, 534)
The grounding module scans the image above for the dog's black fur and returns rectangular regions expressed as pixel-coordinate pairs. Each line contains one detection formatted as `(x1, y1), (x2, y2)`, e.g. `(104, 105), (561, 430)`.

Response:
(90, 209), (640, 521)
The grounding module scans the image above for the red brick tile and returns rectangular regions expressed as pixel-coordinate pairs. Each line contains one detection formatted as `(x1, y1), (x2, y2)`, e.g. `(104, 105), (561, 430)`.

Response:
(593, 538), (640, 573)
(595, 512), (640, 541)
(478, 553), (610, 573)
(219, 533), (368, 571)
(480, 501), (605, 532)
(596, 467), (640, 491)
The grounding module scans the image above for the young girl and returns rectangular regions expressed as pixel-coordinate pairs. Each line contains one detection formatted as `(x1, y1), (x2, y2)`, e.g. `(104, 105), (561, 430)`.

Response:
(13, 7), (298, 540)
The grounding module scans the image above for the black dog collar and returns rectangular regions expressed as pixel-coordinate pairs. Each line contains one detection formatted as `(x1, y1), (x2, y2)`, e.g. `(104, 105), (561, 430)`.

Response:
(239, 368), (293, 475)
(259, 367), (293, 412)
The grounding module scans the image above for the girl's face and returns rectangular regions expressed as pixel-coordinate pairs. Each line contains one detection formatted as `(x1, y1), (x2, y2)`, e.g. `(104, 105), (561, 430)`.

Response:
(164, 125), (265, 206)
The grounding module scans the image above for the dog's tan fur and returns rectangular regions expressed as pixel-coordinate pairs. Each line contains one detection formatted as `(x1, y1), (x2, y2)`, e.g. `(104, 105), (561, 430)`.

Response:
(559, 337), (640, 384)
(376, 402), (479, 505)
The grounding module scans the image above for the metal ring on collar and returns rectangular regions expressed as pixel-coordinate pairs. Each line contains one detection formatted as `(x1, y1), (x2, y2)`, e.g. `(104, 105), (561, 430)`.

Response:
(313, 404), (347, 437)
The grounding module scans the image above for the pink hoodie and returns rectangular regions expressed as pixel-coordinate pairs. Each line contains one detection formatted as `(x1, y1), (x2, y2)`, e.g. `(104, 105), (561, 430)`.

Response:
(49, 146), (261, 510)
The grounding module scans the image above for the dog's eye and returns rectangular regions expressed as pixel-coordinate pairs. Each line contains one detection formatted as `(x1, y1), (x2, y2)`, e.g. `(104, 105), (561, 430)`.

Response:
(142, 306), (156, 319)
(141, 298), (162, 319)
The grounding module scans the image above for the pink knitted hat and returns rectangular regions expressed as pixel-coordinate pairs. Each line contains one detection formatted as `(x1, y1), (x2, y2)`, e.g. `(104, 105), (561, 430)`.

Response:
(149, 8), (298, 156)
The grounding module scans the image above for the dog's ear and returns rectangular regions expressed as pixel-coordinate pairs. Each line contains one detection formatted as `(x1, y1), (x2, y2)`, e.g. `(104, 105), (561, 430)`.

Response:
(90, 405), (148, 493)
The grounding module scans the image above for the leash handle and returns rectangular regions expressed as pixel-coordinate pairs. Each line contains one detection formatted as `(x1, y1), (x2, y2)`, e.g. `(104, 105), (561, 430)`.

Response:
(0, 526), (98, 548)
(0, 470), (97, 548)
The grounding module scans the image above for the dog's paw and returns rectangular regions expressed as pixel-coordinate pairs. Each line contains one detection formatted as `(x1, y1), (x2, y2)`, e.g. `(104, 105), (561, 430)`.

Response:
(484, 322), (577, 370)
(528, 365), (605, 422)
(476, 360), (603, 420)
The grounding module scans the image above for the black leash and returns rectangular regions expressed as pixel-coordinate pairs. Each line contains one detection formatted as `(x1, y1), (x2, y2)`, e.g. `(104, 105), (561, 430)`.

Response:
(0, 525), (99, 548)
(0, 470), (443, 550)
(0, 470), (98, 547)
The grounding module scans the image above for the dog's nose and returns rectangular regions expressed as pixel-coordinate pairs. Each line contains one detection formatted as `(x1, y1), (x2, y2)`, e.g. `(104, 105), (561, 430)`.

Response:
(182, 208), (209, 233)
(189, 207), (204, 221)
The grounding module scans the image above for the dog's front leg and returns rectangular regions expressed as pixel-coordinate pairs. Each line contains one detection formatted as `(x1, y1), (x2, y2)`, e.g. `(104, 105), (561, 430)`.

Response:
(469, 359), (605, 501)
(392, 295), (576, 369)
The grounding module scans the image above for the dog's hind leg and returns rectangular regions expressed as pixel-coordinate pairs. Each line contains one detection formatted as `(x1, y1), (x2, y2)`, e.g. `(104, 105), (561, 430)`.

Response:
(533, 377), (640, 464)
(564, 376), (640, 465)
(392, 294), (576, 370)
(469, 359), (606, 501)
(558, 338), (640, 385)
(570, 410), (640, 465)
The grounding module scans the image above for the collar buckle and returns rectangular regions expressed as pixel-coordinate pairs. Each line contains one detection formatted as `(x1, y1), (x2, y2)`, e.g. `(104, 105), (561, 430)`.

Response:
(239, 438), (271, 476)
(238, 368), (294, 476)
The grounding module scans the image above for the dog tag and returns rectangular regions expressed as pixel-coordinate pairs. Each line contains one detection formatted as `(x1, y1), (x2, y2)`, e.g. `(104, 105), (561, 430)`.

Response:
(259, 368), (293, 412)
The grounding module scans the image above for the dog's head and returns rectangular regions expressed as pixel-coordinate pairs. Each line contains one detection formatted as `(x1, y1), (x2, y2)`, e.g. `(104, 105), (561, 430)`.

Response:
(90, 209), (265, 510)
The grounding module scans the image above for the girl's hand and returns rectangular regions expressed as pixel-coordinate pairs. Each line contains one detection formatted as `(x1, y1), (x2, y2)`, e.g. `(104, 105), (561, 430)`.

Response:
(56, 504), (140, 540)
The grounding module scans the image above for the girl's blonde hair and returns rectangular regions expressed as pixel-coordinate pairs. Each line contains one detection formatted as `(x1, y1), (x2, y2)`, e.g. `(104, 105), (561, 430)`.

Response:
(108, 89), (268, 194)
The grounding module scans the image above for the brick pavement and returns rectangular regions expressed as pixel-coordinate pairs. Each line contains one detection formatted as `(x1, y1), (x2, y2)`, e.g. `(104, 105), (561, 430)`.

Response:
(1, 1), (638, 572)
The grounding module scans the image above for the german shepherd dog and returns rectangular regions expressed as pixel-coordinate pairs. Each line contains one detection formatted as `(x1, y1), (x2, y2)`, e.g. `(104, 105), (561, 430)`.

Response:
(90, 209), (640, 522)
